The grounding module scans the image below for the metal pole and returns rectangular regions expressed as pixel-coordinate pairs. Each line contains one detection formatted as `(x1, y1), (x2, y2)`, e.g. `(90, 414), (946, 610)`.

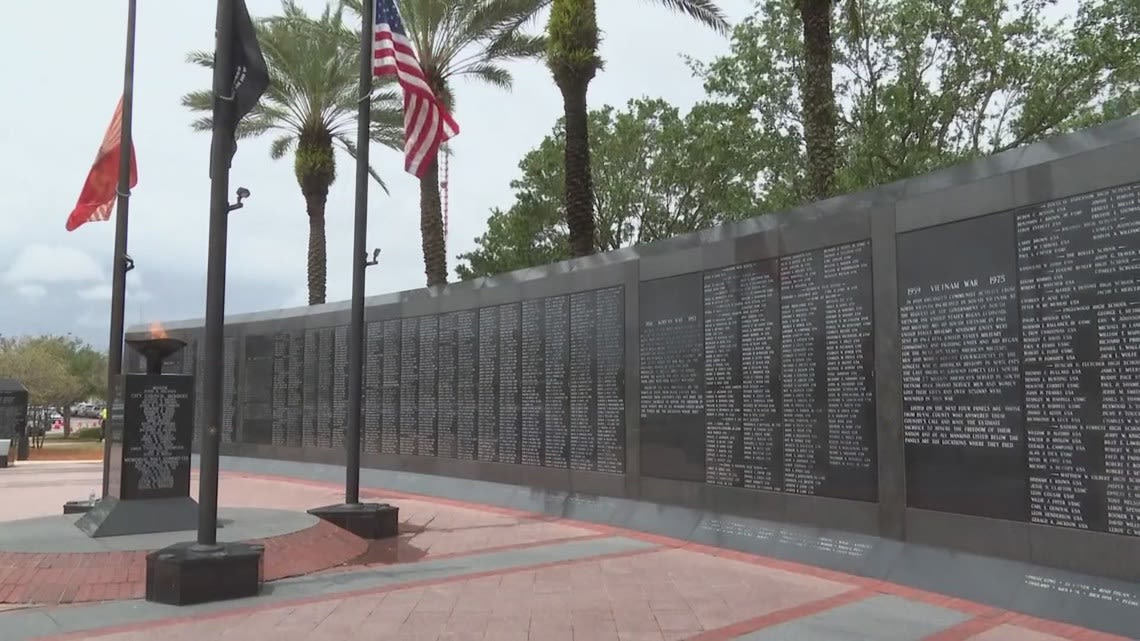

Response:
(198, 0), (236, 547)
(102, 0), (138, 496)
(345, 0), (373, 505)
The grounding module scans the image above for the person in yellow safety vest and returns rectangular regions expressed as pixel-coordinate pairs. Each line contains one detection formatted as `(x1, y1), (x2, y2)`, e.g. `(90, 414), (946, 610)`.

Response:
(99, 406), (107, 442)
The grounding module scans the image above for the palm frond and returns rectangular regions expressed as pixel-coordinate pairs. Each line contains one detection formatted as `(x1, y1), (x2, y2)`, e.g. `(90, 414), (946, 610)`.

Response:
(335, 133), (391, 193)
(648, 0), (730, 34)
(180, 0), (406, 169)
(270, 135), (296, 159)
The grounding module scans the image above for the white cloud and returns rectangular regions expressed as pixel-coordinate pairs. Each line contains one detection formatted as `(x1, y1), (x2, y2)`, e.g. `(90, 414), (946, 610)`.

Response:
(2, 244), (105, 285)
(76, 281), (153, 303)
(15, 284), (46, 299)
(77, 284), (113, 301)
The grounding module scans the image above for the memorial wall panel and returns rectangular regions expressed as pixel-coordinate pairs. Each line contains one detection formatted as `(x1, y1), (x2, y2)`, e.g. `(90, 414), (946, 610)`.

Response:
(639, 243), (876, 501)
(520, 299), (544, 466)
(1018, 183), (1140, 537)
(222, 336), (237, 443)
(899, 181), (1140, 537)
(899, 213), (1025, 520)
(704, 260), (781, 490)
(241, 335), (274, 446)
(498, 304), (521, 465)
(417, 315), (439, 457)
(477, 307), (500, 462)
(332, 325), (348, 449)
(596, 286), (626, 474)
(779, 242), (876, 501)
(399, 318), (419, 455)
(569, 292), (597, 471)
(640, 273), (705, 482)
(363, 322), (383, 453)
(302, 328), (319, 448)
(456, 310), (479, 460)
(437, 313), (458, 458)
(380, 319), (401, 455)
(543, 295), (570, 468)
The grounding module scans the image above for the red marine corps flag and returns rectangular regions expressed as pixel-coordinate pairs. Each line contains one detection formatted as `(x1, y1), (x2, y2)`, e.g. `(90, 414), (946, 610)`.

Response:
(65, 97), (138, 232)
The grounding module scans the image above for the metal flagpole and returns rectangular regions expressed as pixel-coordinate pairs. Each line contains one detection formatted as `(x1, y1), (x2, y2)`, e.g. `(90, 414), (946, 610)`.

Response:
(102, 0), (138, 496)
(198, 0), (237, 548)
(345, 0), (373, 505)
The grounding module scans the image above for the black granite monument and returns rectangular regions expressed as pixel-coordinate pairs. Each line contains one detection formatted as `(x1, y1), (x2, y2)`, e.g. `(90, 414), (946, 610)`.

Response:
(0, 379), (28, 468)
(74, 336), (199, 536)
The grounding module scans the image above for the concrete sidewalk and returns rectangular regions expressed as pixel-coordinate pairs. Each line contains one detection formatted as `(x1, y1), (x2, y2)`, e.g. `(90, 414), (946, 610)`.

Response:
(0, 462), (1132, 641)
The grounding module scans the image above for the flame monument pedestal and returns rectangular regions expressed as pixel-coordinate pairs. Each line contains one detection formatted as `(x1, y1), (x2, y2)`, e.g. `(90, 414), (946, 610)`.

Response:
(74, 337), (200, 537)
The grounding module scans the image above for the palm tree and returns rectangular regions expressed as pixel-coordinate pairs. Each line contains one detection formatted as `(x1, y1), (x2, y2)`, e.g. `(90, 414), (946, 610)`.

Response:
(182, 0), (403, 305)
(343, 0), (547, 287)
(799, 0), (861, 201)
(546, 0), (729, 258)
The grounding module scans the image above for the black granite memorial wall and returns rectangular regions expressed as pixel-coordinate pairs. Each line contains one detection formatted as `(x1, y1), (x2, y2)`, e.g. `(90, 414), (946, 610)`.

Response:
(129, 115), (1140, 583)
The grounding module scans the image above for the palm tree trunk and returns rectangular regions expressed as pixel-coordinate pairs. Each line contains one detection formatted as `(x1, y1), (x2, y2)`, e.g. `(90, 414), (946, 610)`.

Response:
(558, 73), (596, 257)
(304, 188), (328, 305)
(799, 0), (837, 200)
(420, 156), (448, 287)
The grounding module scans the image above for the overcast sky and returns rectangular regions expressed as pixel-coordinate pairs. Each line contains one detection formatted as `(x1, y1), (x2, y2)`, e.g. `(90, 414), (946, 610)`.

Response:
(0, 0), (751, 347)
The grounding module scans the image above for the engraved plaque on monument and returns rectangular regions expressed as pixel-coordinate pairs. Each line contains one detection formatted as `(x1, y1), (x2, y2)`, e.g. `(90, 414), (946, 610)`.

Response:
(640, 273), (705, 482)
(77, 333), (198, 537)
(899, 212), (1025, 520)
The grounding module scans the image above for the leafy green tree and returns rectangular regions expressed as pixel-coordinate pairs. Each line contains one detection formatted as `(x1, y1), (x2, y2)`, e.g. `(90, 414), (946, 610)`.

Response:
(0, 336), (106, 436)
(343, 0), (547, 287)
(456, 98), (763, 279)
(694, 0), (1140, 201)
(546, 0), (729, 259)
(182, 0), (403, 305)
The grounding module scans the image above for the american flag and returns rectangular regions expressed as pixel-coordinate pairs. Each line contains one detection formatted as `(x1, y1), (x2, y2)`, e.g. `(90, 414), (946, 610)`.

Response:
(373, 0), (459, 178)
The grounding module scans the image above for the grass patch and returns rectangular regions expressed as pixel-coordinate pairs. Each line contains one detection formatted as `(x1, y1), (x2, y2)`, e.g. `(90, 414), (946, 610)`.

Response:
(28, 439), (104, 462)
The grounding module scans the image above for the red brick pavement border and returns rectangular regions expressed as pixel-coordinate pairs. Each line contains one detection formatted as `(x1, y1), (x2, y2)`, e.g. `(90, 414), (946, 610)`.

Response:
(0, 520), (366, 605)
(223, 470), (1134, 641)
(32, 542), (667, 641)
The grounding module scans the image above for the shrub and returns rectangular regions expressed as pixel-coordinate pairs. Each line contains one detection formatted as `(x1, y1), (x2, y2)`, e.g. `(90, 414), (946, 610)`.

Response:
(73, 427), (103, 440)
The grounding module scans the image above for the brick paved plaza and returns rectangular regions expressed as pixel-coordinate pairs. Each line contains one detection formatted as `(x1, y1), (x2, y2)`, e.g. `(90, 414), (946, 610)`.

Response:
(0, 461), (1131, 641)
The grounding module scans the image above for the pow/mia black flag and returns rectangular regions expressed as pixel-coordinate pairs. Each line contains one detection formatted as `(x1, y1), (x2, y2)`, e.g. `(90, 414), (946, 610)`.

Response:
(231, 0), (269, 129)
(211, 0), (269, 177)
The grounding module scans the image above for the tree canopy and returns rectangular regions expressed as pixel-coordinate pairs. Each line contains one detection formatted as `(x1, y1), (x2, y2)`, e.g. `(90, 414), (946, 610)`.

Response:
(455, 98), (762, 279)
(459, 0), (1140, 279)
(0, 336), (106, 409)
